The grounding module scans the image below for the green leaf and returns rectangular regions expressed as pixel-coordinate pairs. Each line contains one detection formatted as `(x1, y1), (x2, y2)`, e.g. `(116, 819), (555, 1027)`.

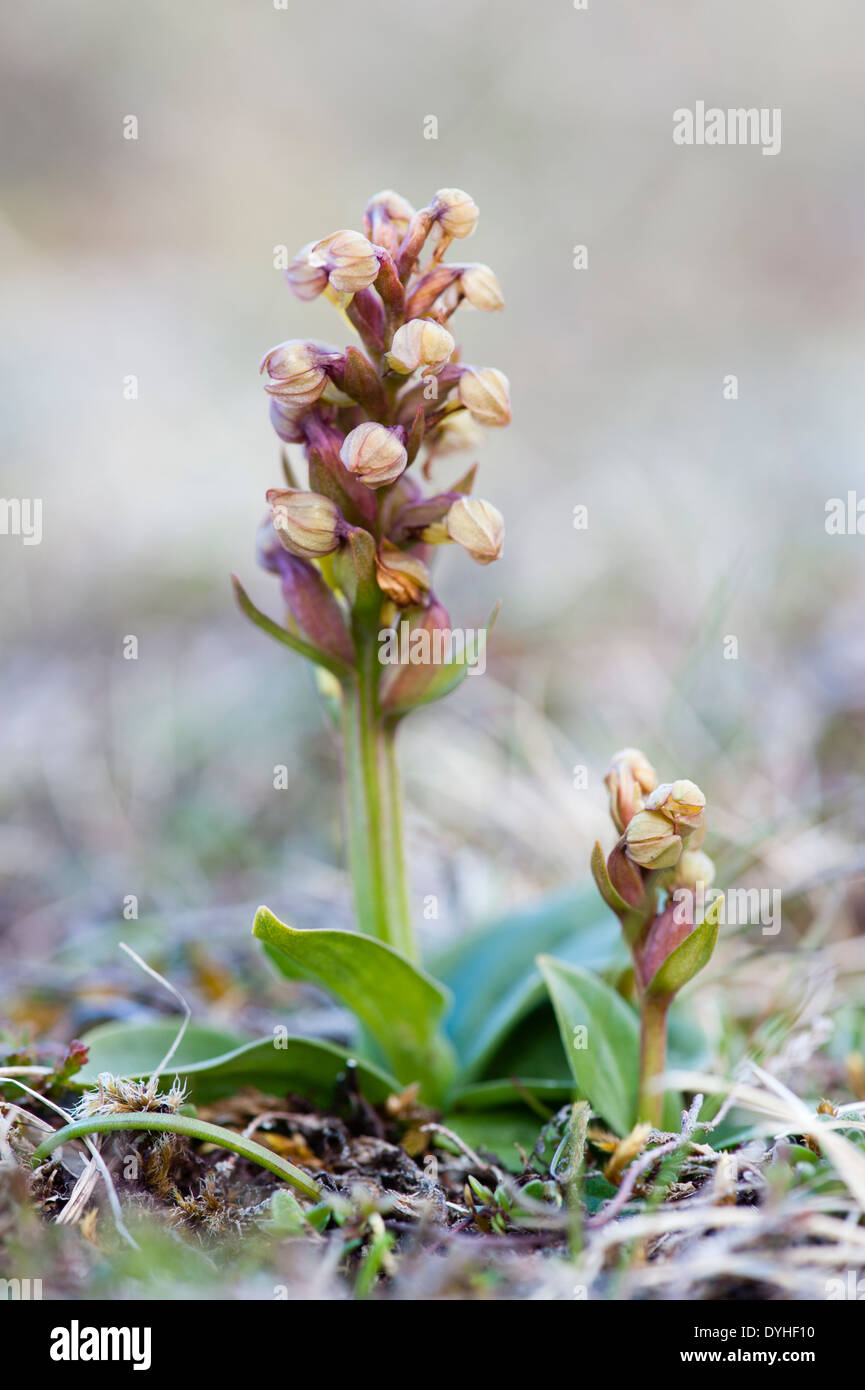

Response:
(582, 1172), (622, 1214)
(253, 907), (454, 1098)
(267, 1189), (310, 1235)
(450, 1077), (572, 1111)
(590, 841), (631, 916)
(232, 574), (350, 678)
(72, 1021), (399, 1106)
(537, 955), (639, 1136)
(646, 902), (721, 997)
(384, 602), (501, 717)
(451, 462), (478, 495)
(333, 527), (377, 614)
(439, 1108), (546, 1172)
(477, 1001), (573, 1084)
(430, 886), (623, 1082)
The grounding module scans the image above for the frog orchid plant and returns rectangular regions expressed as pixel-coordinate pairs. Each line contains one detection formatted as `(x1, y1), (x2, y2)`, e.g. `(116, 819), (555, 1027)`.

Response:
(236, 185), (508, 967)
(230, 185), (514, 1105)
(590, 749), (722, 1128)
(25, 196), (724, 1210)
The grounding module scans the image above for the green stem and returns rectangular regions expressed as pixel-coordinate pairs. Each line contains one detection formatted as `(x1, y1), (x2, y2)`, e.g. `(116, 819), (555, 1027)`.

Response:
(341, 628), (416, 961)
(384, 719), (412, 946)
(31, 1112), (320, 1200)
(636, 992), (670, 1129)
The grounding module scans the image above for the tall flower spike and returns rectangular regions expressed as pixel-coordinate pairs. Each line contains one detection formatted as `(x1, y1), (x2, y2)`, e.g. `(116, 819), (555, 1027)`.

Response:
(242, 185), (510, 971)
(591, 751), (721, 1128)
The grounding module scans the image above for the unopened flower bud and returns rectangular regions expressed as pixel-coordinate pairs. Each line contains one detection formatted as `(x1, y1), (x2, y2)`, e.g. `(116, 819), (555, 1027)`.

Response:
(256, 520), (353, 667)
(404, 264), (462, 319)
(386, 318), (455, 375)
(673, 849), (716, 891)
(268, 488), (344, 561)
(256, 515), (284, 574)
(339, 422), (407, 489)
(624, 810), (682, 870)
(459, 263), (504, 311)
(458, 367), (511, 427)
(269, 397), (307, 444)
(645, 779), (706, 831)
(605, 747), (658, 832)
(374, 543), (431, 607)
(284, 241), (328, 301)
(363, 189), (415, 255)
(260, 340), (336, 407)
(445, 497), (504, 566)
(287, 230), (381, 301)
(432, 188), (479, 239)
(427, 412), (485, 455)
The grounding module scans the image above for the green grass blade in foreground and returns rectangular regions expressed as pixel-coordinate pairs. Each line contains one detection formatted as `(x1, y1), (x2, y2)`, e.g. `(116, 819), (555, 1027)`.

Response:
(253, 907), (455, 1098)
(73, 1021), (399, 1105)
(537, 954), (639, 1137)
(31, 1112), (320, 1200)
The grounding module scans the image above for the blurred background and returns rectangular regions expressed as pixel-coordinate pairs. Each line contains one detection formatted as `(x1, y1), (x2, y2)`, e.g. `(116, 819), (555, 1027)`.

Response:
(2, 0), (865, 1066)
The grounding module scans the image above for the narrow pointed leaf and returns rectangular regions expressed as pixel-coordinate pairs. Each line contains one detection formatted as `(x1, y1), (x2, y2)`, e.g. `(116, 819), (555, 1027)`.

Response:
(590, 840), (631, 916)
(383, 602), (500, 717)
(646, 899), (721, 997)
(232, 574), (350, 678)
(537, 955), (639, 1136)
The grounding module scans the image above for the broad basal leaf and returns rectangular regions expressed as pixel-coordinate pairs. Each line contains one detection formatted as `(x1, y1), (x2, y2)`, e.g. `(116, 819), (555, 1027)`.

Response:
(537, 955), (640, 1136)
(450, 1077), (574, 1110)
(253, 906), (454, 1099)
(72, 1020), (399, 1106)
(430, 886), (623, 1082)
